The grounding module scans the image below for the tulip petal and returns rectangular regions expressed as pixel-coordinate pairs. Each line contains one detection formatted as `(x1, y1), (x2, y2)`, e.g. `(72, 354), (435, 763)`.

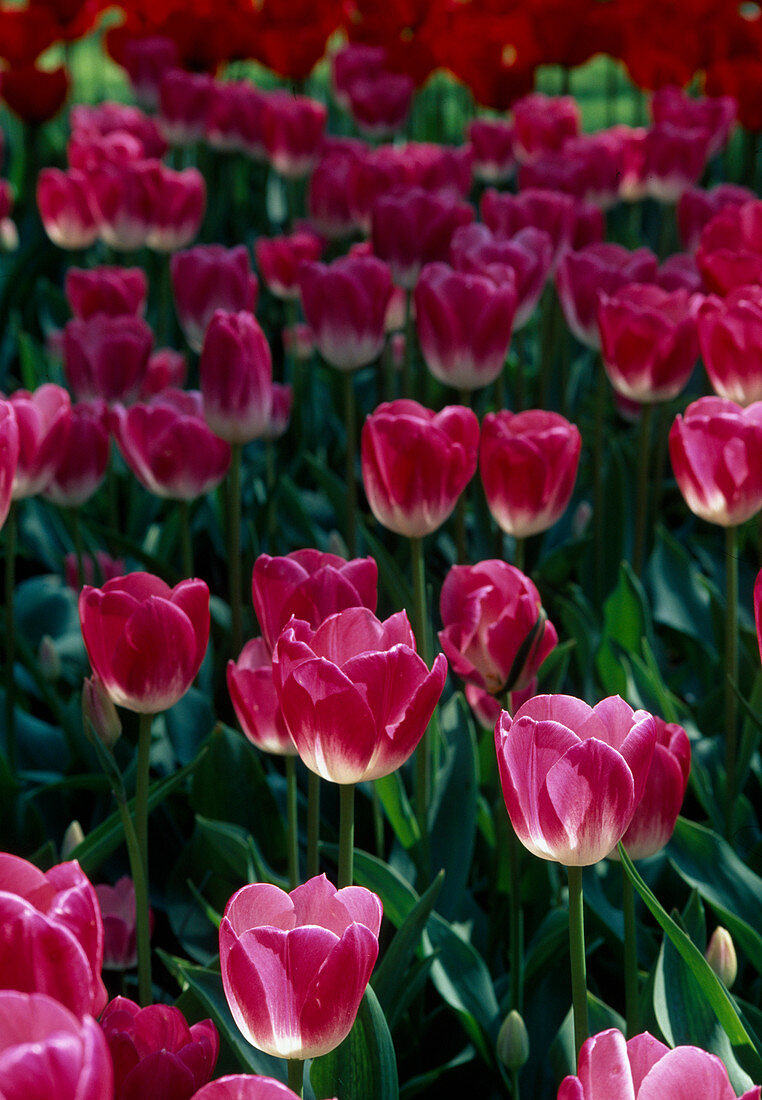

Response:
(625, 1032), (671, 1094)
(224, 884), (295, 935)
(121, 1051), (195, 1100)
(577, 1027), (636, 1100)
(637, 1046), (739, 1100)
(110, 596), (197, 711)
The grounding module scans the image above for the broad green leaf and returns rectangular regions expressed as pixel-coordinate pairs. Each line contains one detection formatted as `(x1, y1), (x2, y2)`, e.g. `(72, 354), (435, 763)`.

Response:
(596, 562), (651, 696)
(647, 525), (715, 649)
(374, 772), (419, 850)
(349, 849), (418, 928)
(373, 871), (444, 1026)
(429, 693), (478, 918)
(310, 986), (399, 1100)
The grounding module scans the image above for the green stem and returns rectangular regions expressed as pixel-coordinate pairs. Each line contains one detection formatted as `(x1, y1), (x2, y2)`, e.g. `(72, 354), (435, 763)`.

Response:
(338, 782), (355, 888)
(454, 389), (470, 563)
(513, 537), (525, 574)
(343, 372), (358, 558)
(402, 288), (413, 399)
(512, 1068), (521, 1100)
(4, 501), (17, 773)
(622, 864), (640, 1036)
(286, 755), (299, 889)
(287, 1058), (304, 1097)
(115, 789), (152, 1005)
(229, 442), (243, 657)
(135, 712), (153, 879)
(411, 536), (432, 872)
(179, 499), (193, 577)
(567, 865), (589, 1058)
(632, 403), (653, 577)
(372, 781), (385, 857)
(725, 524), (738, 838)
(593, 355), (607, 607)
(307, 769), (321, 878)
(508, 822), (524, 1014)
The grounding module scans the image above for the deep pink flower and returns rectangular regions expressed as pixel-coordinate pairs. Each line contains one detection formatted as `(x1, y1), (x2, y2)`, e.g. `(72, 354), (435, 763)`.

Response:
(140, 347), (188, 399)
(43, 399), (110, 508)
(332, 43), (386, 109)
(255, 229), (322, 300)
(656, 253), (703, 294)
(8, 383), (71, 499)
(158, 69), (214, 146)
(95, 875), (148, 970)
(122, 34), (179, 109)
(361, 399), (479, 538)
(615, 717), (690, 860)
(495, 695), (657, 865)
(0, 990), (113, 1099)
(678, 183), (754, 253)
(204, 81), (268, 158)
(371, 186), (474, 289)
(480, 409), (581, 538)
(0, 400), (19, 529)
(298, 255), (392, 370)
(261, 91), (327, 178)
(87, 161), (156, 252)
(199, 310), (273, 443)
(101, 995), (218, 1100)
(558, 1027), (760, 1100)
(193, 1077), (308, 1100)
(65, 265), (147, 320)
(669, 397), (762, 526)
(0, 853), (106, 1017)
(63, 314), (154, 404)
(698, 285), (762, 405)
(651, 85), (737, 159)
(69, 102), (167, 159)
(697, 199), (762, 296)
(144, 163), (205, 252)
(513, 92), (580, 162)
(227, 637), (295, 756)
(451, 223), (553, 330)
(481, 187), (578, 271)
(467, 117), (516, 184)
(171, 244), (259, 353)
(439, 560), (557, 695)
(308, 146), (362, 239)
(641, 122), (712, 203)
(273, 607), (446, 783)
(220, 875), (382, 1058)
(79, 572), (210, 713)
(261, 383), (293, 440)
(555, 243), (658, 350)
(345, 71), (414, 138)
(36, 167), (98, 249)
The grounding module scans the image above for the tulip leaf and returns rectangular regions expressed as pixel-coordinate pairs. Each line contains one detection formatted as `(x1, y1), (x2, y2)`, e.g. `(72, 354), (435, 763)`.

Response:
(429, 692), (478, 919)
(647, 525), (715, 649)
(373, 870), (444, 1025)
(619, 842), (762, 1080)
(595, 561), (651, 697)
(346, 848), (419, 928)
(374, 771), (420, 850)
(310, 985), (399, 1100)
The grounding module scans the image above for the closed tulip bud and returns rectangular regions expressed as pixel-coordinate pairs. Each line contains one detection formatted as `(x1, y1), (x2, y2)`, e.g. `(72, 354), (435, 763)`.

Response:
(199, 311), (274, 443)
(261, 91), (327, 178)
(555, 243), (658, 350)
(255, 229), (322, 300)
(159, 69), (215, 145)
(64, 314), (153, 404)
(308, 147), (361, 239)
(227, 638), (295, 757)
(513, 92), (580, 162)
(332, 43), (386, 109)
(372, 186), (474, 289)
(43, 399), (110, 507)
(61, 819), (86, 858)
(82, 674), (122, 750)
(698, 286), (762, 405)
(299, 255), (392, 371)
(38, 635), (60, 682)
(642, 123), (712, 203)
(65, 266), (148, 320)
(9, 384), (72, 500)
(171, 244), (259, 354)
(346, 71), (414, 138)
(37, 168), (98, 250)
(705, 928), (737, 988)
(88, 162), (156, 252)
(145, 164), (206, 252)
(95, 878), (150, 971)
(468, 117), (517, 184)
(497, 1009), (530, 1070)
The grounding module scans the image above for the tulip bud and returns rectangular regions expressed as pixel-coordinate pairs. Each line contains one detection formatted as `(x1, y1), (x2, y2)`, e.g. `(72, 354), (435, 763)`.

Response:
(38, 635), (61, 682)
(705, 927), (737, 988)
(61, 819), (86, 859)
(82, 675), (122, 750)
(497, 1009), (529, 1071)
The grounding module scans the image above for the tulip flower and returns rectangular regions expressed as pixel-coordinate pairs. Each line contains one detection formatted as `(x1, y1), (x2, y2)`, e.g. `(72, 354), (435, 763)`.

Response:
(345, 71), (415, 138)
(656, 253), (703, 294)
(65, 265), (148, 320)
(481, 187), (578, 271)
(308, 146), (362, 239)
(95, 876), (149, 969)
(144, 164), (206, 252)
(199, 310), (274, 443)
(100, 996), (219, 1100)
(122, 34), (179, 108)
(42, 399), (110, 508)
(651, 85), (737, 158)
(371, 186), (474, 289)
(555, 243), (658, 350)
(261, 91), (327, 178)
(140, 347), (188, 398)
(0, 853), (107, 1017)
(361, 400), (479, 538)
(88, 161), (156, 252)
(0, 990), (113, 1099)
(641, 122), (712, 203)
(697, 199), (762, 296)
(204, 81), (268, 157)
(677, 183), (754, 253)
(513, 92), (580, 162)
(36, 167), (98, 249)
(615, 717), (690, 860)
(193, 1077), (311, 1099)
(451, 223), (552, 330)
(698, 285), (762, 405)
(439, 560), (558, 696)
(171, 244), (259, 354)
(261, 383), (293, 440)
(468, 117), (517, 184)
(331, 43), (387, 109)
(705, 928), (737, 989)
(70, 102), (167, 159)
(0, 400), (18, 531)
(64, 313), (154, 404)
(298, 255), (392, 371)
(255, 229), (323, 300)
(558, 1027), (760, 1100)
(159, 69), (214, 145)
(220, 874), (382, 1058)
(8, 383), (72, 500)
(228, 637), (295, 757)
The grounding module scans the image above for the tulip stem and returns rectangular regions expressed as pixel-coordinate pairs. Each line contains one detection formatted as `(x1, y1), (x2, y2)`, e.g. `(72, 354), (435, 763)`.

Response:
(287, 1058), (304, 1097)
(229, 442), (243, 658)
(508, 822), (524, 1014)
(622, 865), (640, 1036)
(343, 372), (358, 558)
(593, 355), (607, 607)
(4, 501), (17, 773)
(402, 288), (413, 399)
(725, 524), (739, 838)
(632, 402), (653, 577)
(567, 864), (589, 1058)
(455, 389), (471, 563)
(411, 536), (432, 873)
(307, 770), (321, 878)
(338, 782), (355, 888)
(135, 712), (153, 878)
(513, 537), (525, 574)
(179, 500), (193, 577)
(286, 755), (299, 890)
(115, 787), (152, 1006)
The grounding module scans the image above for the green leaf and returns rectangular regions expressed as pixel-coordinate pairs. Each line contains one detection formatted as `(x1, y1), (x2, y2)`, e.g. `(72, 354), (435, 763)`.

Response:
(551, 992), (626, 1083)
(373, 870), (444, 1027)
(374, 772), (419, 850)
(595, 562), (651, 696)
(310, 986), (399, 1100)
(647, 525), (714, 649)
(349, 849), (418, 929)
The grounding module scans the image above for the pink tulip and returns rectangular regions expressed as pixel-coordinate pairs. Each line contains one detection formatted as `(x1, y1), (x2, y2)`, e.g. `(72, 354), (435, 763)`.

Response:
(597, 284), (701, 403)
(697, 199), (762, 296)
(199, 310), (273, 443)
(0, 401), (19, 529)
(65, 265), (147, 320)
(438, 560), (557, 695)
(513, 92), (580, 162)
(68, 129), (148, 175)
(144, 164), (206, 252)
(255, 229), (322, 300)
(171, 244), (259, 354)
(79, 571), (210, 713)
(480, 409), (581, 538)
(558, 1027), (760, 1100)
(205, 81), (268, 157)
(555, 243), (658, 350)
(678, 183), (754, 253)
(558, 132), (624, 210)
(451, 223), (553, 330)
(308, 145), (363, 239)
(0, 853), (107, 1016)
(332, 43), (386, 109)
(8, 383), (72, 499)
(122, 34), (179, 108)
(614, 717), (690, 860)
(43, 399), (110, 508)
(371, 186), (474, 289)
(698, 285), (762, 405)
(669, 397), (762, 526)
(101, 996), (219, 1100)
(159, 69), (215, 145)
(361, 399), (479, 538)
(642, 123), (712, 203)
(656, 253), (703, 294)
(481, 188), (578, 272)
(651, 85), (737, 159)
(36, 167), (98, 249)
(69, 102), (167, 159)
(0, 990), (113, 1099)
(252, 548), (378, 652)
(194, 1077), (309, 1100)
(273, 606), (446, 783)
(414, 261), (516, 390)
(88, 161), (157, 252)
(345, 71), (414, 138)
(495, 694), (657, 865)
(467, 117), (516, 184)
(261, 91), (327, 178)
(261, 383), (293, 440)
(95, 875), (148, 969)
(140, 347), (188, 398)
(220, 874), (382, 1058)
(283, 321), (315, 362)
(227, 637), (295, 756)
(298, 255), (392, 370)
(63, 314), (154, 403)
(111, 395), (231, 500)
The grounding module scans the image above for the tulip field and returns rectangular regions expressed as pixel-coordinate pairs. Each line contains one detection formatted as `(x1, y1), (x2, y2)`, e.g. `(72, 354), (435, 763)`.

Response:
(5, 2), (762, 1098)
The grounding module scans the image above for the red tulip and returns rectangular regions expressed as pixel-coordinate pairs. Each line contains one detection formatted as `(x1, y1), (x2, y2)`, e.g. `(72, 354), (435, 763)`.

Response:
(0, 853), (106, 1016)
(101, 996), (219, 1100)
(261, 90), (327, 178)
(0, 990), (113, 1099)
(221, 875), (381, 1060)
(9, 383), (71, 500)
(159, 69), (215, 145)
(555, 243), (658, 350)
(255, 229), (322, 300)
(79, 572), (210, 713)
(273, 606), (446, 783)
(43, 399), (109, 508)
(65, 265), (148, 320)
(227, 637), (295, 756)
(298, 255), (392, 370)
(496, 695), (657, 865)
(558, 1027), (760, 1100)
(698, 285), (762, 405)
(1, 63), (69, 124)
(0, 401), (19, 530)
(95, 876), (148, 970)
(467, 117), (516, 185)
(614, 717), (690, 860)
(678, 183), (754, 253)
(252, 548), (378, 652)
(36, 167), (98, 250)
(414, 261), (516, 390)
(371, 185), (474, 289)
(64, 314), (153, 404)
(199, 310), (273, 443)
(171, 244), (259, 354)
(513, 92), (580, 162)
(361, 399), (479, 538)
(439, 559), (557, 695)
(451, 223), (553, 330)
(669, 397), (762, 527)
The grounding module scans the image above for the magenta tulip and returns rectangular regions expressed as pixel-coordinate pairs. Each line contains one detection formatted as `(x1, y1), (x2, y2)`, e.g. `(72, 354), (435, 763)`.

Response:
(331, 42), (387, 109)
(122, 34), (179, 108)
(95, 876), (146, 970)
(159, 70), (214, 146)
(227, 637), (295, 756)
(144, 164), (206, 252)
(698, 285), (762, 405)
(36, 167), (98, 250)
(678, 183), (754, 253)
(43, 399), (110, 508)
(194, 1079), (311, 1100)
(558, 1027), (760, 1100)
(481, 187), (578, 271)
(308, 145), (362, 239)
(199, 310), (273, 443)
(64, 314), (154, 404)
(65, 266), (148, 320)
(495, 694), (657, 865)
(88, 161), (156, 252)
(371, 186), (474, 289)
(480, 409), (581, 538)
(101, 996), (219, 1100)
(0, 990), (113, 1099)
(615, 717), (690, 860)
(261, 91), (327, 178)
(438, 560), (558, 694)
(651, 85), (737, 158)
(467, 117), (516, 184)
(298, 255), (392, 371)
(697, 199), (762, 296)
(641, 122), (712, 203)
(0, 401), (18, 529)
(513, 92), (580, 162)
(361, 399), (479, 538)
(345, 71), (414, 138)
(669, 397), (762, 526)
(171, 244), (259, 353)
(140, 347), (188, 398)
(9, 383), (72, 500)
(273, 606), (446, 783)
(79, 571), (210, 713)
(220, 874), (382, 1058)
(255, 229), (322, 300)
(555, 243), (658, 350)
